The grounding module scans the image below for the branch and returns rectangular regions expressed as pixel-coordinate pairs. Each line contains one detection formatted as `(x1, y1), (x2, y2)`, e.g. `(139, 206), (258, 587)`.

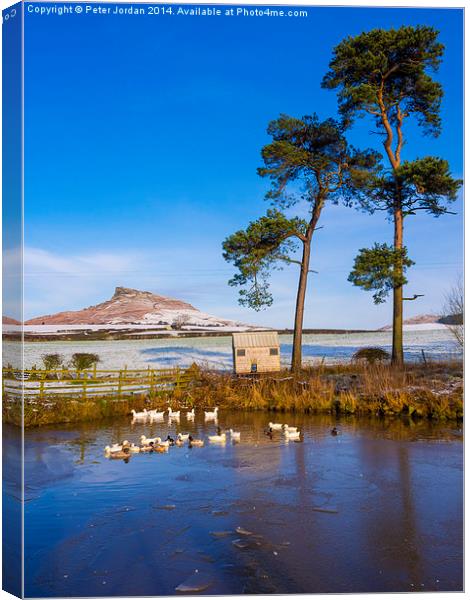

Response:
(377, 81), (398, 170)
(275, 254), (302, 266)
(403, 207), (457, 216)
(292, 231), (308, 242)
(365, 107), (382, 116)
(403, 294), (424, 301)
(395, 105), (405, 166)
(383, 63), (401, 79)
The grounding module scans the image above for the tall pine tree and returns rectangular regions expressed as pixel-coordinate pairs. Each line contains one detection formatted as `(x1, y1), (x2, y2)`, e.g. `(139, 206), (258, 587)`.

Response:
(323, 26), (462, 365)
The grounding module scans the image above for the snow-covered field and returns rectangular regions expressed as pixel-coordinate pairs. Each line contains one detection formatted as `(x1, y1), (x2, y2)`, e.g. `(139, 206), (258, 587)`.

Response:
(4, 327), (461, 370)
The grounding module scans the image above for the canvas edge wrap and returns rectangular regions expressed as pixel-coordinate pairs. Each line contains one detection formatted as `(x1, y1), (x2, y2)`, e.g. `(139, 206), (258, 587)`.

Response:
(2, 2), (24, 597)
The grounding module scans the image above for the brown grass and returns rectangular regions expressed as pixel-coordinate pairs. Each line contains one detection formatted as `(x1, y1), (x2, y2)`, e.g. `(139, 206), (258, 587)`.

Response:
(3, 360), (463, 427)
(184, 361), (463, 420)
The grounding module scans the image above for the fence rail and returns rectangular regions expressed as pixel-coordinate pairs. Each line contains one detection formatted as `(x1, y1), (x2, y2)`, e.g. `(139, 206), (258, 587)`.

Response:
(2, 366), (191, 400)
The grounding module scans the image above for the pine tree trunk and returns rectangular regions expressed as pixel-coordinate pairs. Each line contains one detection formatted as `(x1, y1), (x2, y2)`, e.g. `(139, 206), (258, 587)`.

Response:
(392, 205), (404, 366)
(291, 240), (311, 372)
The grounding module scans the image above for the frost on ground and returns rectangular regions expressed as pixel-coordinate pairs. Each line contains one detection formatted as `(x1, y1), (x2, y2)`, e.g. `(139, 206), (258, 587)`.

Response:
(7, 328), (462, 370)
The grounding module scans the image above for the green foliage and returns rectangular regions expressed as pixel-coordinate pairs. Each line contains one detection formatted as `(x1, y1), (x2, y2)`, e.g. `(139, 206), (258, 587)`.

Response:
(223, 209), (305, 309)
(70, 353), (101, 370)
(356, 156), (462, 217)
(42, 353), (63, 370)
(353, 347), (391, 364)
(348, 243), (414, 304)
(398, 157), (462, 215)
(322, 25), (444, 135)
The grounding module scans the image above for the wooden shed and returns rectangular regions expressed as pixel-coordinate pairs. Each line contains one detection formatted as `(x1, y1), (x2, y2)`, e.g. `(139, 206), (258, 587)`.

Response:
(232, 332), (281, 374)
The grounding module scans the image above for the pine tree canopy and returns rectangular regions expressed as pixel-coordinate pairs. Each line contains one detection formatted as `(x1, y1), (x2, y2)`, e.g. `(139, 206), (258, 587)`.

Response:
(258, 113), (381, 206)
(356, 156), (462, 217)
(322, 26), (444, 135)
(348, 243), (415, 304)
(222, 209), (306, 310)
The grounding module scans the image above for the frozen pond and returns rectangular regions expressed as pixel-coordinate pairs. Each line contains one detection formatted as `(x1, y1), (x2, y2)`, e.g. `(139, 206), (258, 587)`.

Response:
(11, 413), (462, 596)
(11, 328), (462, 370)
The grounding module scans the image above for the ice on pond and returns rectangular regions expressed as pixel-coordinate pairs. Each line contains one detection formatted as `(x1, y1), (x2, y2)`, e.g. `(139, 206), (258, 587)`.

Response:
(175, 570), (213, 593)
(235, 526), (253, 536)
(210, 531), (233, 538)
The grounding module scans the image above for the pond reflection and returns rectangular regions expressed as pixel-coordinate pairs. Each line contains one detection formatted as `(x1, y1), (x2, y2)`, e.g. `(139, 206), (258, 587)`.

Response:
(16, 413), (463, 596)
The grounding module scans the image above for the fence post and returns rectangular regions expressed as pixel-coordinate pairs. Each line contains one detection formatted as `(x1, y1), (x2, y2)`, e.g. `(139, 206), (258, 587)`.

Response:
(39, 380), (45, 400)
(421, 349), (427, 365)
(118, 370), (122, 399)
(93, 363), (97, 378)
(176, 367), (181, 390)
(83, 372), (87, 401)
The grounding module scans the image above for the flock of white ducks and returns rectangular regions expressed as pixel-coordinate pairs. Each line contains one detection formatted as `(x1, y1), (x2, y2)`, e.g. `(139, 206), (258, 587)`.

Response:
(105, 408), (308, 459)
(105, 407), (241, 458)
(131, 406), (216, 423)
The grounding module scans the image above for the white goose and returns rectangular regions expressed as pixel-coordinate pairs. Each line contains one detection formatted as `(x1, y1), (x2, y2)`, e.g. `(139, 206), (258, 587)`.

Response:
(228, 429), (241, 442)
(269, 422), (283, 431)
(186, 408), (195, 419)
(177, 433), (190, 441)
(205, 407), (219, 420)
(168, 407), (181, 418)
(140, 435), (161, 446)
(158, 439), (170, 448)
(131, 409), (148, 420)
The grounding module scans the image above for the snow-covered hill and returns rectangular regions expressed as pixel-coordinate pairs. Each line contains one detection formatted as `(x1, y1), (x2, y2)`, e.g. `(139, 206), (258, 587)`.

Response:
(25, 286), (256, 331)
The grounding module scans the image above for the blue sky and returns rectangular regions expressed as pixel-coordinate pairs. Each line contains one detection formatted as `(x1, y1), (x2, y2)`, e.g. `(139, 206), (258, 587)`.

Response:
(20, 3), (463, 327)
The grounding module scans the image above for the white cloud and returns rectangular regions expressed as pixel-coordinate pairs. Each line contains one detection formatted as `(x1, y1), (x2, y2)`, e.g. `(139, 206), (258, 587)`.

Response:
(23, 247), (145, 318)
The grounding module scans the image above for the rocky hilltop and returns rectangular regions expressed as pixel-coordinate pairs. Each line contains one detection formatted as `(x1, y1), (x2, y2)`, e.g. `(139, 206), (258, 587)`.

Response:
(25, 286), (251, 330)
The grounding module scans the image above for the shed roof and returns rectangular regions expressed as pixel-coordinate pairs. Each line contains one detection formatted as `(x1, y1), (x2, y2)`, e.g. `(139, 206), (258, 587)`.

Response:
(232, 331), (279, 348)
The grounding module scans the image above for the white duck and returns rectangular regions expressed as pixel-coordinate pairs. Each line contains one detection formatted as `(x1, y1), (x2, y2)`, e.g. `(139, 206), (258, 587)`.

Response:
(228, 429), (241, 442)
(204, 407), (219, 420)
(157, 439), (170, 448)
(168, 407), (181, 418)
(186, 408), (195, 419)
(208, 432), (226, 443)
(269, 422), (283, 431)
(283, 424), (299, 433)
(148, 409), (165, 420)
(104, 440), (130, 454)
(131, 409), (148, 420)
(140, 435), (161, 446)
(177, 433), (190, 441)
(284, 429), (301, 440)
(128, 443), (141, 453)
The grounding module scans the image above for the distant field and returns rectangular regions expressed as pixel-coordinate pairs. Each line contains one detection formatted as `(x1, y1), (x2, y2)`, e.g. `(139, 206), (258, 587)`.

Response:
(4, 327), (461, 370)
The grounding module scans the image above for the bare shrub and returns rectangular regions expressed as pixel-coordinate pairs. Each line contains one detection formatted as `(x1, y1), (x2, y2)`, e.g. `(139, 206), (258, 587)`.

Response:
(441, 279), (463, 347)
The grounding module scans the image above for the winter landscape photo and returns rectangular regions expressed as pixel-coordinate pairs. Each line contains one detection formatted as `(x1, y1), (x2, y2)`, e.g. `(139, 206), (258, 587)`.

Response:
(2, 2), (463, 597)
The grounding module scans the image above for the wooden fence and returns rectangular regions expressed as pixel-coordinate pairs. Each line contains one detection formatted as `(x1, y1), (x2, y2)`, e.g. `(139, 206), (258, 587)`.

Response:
(2, 366), (191, 401)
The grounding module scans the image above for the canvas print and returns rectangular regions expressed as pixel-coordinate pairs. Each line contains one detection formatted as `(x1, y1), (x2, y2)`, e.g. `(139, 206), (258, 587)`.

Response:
(2, 1), (463, 597)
